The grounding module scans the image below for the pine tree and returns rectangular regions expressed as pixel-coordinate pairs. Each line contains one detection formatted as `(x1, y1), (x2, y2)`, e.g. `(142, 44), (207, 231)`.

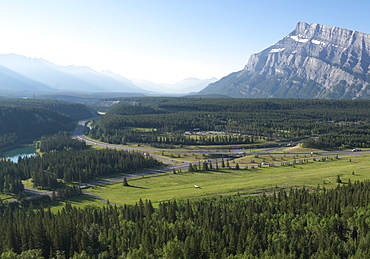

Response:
(188, 163), (193, 172)
(336, 175), (342, 183)
(123, 177), (129, 186)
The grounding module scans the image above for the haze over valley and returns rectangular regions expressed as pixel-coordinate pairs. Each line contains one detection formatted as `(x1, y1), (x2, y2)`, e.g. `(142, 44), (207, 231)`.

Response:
(0, 53), (219, 97)
(1, 21), (370, 100)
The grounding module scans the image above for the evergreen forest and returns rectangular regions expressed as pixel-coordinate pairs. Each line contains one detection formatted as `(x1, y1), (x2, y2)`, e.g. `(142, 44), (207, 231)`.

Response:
(0, 132), (162, 197)
(3, 97), (370, 258)
(0, 99), (96, 148)
(1, 181), (370, 258)
(89, 98), (370, 149)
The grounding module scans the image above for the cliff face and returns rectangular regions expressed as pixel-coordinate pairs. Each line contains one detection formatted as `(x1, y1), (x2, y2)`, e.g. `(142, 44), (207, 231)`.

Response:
(199, 22), (370, 99)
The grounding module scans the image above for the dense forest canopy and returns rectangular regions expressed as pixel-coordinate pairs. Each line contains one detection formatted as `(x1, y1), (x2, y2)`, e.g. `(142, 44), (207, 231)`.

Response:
(38, 131), (89, 153)
(0, 99), (97, 149)
(0, 98), (97, 121)
(0, 105), (72, 148)
(1, 181), (370, 258)
(0, 133), (162, 197)
(90, 98), (370, 149)
(0, 147), (162, 192)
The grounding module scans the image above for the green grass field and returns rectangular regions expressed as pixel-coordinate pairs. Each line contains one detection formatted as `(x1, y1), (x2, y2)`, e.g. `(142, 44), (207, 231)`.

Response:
(43, 194), (106, 213)
(0, 193), (17, 202)
(22, 179), (52, 192)
(72, 154), (370, 208)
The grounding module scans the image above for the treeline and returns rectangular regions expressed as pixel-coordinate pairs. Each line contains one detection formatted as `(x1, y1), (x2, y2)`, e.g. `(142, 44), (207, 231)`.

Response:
(89, 98), (370, 148)
(38, 132), (88, 152)
(2, 181), (370, 258)
(0, 148), (162, 191)
(107, 104), (163, 115)
(303, 126), (370, 149)
(0, 98), (98, 121)
(90, 126), (256, 146)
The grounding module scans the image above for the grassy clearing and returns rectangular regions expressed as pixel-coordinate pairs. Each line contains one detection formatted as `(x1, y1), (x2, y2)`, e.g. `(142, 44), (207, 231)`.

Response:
(22, 179), (52, 193)
(0, 193), (16, 202)
(152, 151), (215, 163)
(43, 194), (105, 213)
(232, 153), (326, 166)
(84, 154), (370, 207)
(283, 145), (327, 153)
(122, 127), (157, 132)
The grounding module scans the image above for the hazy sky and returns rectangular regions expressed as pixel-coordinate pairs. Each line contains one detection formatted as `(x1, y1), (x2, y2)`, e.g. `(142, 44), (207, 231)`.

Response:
(0, 0), (369, 84)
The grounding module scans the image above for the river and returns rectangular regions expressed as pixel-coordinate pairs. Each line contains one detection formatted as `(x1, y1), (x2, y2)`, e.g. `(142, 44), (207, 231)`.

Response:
(0, 146), (38, 162)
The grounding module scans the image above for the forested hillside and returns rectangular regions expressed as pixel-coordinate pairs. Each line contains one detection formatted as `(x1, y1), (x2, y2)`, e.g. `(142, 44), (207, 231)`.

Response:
(89, 98), (370, 149)
(0, 99), (97, 148)
(1, 181), (370, 258)
(0, 105), (72, 148)
(0, 99), (97, 121)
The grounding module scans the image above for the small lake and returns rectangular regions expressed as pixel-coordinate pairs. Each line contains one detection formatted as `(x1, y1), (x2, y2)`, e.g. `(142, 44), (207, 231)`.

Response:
(0, 146), (38, 162)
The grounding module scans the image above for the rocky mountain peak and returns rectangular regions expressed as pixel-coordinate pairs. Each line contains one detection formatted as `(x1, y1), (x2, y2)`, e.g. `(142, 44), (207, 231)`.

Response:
(200, 22), (370, 99)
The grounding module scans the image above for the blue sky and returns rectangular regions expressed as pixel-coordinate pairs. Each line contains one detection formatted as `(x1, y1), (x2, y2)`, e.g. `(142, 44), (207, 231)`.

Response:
(0, 0), (369, 83)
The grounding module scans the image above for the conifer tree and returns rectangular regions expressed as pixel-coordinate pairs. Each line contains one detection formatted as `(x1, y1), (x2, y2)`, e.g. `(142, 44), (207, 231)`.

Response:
(123, 177), (129, 186)
(336, 175), (342, 183)
(188, 163), (193, 172)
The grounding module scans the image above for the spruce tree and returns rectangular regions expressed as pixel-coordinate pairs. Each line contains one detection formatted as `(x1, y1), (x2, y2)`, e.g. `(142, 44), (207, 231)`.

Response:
(123, 177), (129, 186)
(336, 175), (342, 183)
(188, 164), (193, 172)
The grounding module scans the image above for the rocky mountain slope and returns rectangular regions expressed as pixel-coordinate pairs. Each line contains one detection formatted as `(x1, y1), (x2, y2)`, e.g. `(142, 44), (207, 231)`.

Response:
(199, 22), (370, 99)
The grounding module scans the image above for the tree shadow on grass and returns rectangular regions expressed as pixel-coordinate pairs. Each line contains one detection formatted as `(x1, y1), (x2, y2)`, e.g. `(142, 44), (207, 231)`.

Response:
(126, 185), (147, 189)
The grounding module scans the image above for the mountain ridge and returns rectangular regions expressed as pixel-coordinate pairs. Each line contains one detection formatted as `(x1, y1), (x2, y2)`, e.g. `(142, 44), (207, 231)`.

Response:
(199, 22), (370, 99)
(0, 54), (145, 94)
(0, 63), (54, 91)
(133, 77), (218, 94)
(0, 54), (216, 96)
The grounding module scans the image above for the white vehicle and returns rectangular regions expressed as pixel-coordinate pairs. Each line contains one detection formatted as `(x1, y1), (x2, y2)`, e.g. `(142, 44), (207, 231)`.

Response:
(352, 149), (362, 152)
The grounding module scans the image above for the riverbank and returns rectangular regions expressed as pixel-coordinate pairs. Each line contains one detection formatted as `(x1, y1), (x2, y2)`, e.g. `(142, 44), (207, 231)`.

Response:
(0, 145), (37, 162)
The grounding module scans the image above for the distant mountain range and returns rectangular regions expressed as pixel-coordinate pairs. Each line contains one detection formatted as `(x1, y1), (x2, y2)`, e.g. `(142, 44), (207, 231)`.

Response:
(133, 77), (218, 94)
(0, 54), (143, 94)
(0, 54), (215, 96)
(199, 22), (370, 99)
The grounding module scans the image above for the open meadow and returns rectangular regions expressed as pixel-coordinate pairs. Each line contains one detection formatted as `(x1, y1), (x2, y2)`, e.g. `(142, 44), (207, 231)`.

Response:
(46, 153), (370, 210)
